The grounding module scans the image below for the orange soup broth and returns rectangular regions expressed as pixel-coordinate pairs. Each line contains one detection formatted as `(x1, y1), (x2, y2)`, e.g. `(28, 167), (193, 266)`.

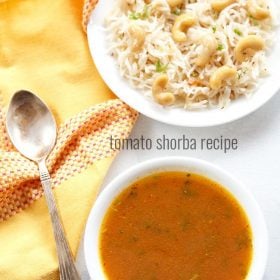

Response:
(100, 172), (253, 280)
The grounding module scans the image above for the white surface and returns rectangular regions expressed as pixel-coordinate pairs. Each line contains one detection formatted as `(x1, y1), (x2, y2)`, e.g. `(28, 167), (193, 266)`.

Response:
(84, 157), (268, 280)
(77, 91), (280, 280)
(87, 0), (280, 127)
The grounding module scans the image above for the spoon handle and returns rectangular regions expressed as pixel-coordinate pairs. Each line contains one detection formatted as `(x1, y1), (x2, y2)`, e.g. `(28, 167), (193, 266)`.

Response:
(38, 161), (81, 280)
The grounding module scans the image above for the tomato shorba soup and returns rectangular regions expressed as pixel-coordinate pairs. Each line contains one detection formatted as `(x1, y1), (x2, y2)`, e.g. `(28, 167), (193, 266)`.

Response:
(100, 172), (252, 280)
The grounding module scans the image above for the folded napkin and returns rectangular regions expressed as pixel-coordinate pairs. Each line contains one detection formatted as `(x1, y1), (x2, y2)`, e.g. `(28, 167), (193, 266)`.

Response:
(0, 0), (137, 279)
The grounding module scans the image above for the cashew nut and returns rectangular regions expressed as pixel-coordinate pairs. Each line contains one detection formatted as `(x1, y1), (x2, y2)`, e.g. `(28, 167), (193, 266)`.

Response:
(167, 0), (184, 8)
(119, 0), (132, 11)
(234, 35), (265, 62)
(125, 0), (135, 5)
(150, 0), (170, 15)
(247, 0), (270, 20)
(152, 74), (175, 105)
(209, 66), (237, 89)
(128, 24), (145, 52)
(172, 13), (196, 43)
(211, 0), (236, 12)
(196, 35), (218, 67)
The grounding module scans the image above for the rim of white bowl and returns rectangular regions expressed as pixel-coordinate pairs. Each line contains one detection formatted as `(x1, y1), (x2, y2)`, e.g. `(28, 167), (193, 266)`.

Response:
(84, 157), (268, 280)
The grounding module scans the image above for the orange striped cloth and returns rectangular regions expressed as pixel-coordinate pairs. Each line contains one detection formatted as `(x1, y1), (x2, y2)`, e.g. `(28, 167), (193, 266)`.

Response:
(83, 0), (99, 31)
(0, 0), (137, 279)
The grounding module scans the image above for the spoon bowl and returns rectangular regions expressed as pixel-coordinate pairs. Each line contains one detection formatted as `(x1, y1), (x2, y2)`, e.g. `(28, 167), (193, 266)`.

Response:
(6, 90), (56, 161)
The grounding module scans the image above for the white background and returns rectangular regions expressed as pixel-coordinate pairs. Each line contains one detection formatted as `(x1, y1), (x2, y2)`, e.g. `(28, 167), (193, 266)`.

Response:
(77, 92), (280, 280)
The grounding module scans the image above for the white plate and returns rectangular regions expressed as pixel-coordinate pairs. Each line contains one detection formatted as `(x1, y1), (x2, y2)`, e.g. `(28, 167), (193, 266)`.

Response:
(87, 1), (280, 127)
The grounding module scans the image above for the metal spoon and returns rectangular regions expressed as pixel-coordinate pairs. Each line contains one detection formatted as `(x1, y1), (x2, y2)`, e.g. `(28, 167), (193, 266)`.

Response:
(6, 90), (81, 280)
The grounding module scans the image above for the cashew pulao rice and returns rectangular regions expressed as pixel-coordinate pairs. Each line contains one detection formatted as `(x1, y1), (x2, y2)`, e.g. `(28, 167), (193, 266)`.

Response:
(105, 0), (276, 109)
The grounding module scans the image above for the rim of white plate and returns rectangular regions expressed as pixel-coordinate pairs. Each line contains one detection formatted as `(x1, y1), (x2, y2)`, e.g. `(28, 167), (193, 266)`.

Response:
(84, 157), (268, 280)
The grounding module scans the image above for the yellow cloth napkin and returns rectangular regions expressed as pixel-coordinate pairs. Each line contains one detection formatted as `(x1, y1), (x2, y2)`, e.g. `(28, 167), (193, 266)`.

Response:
(0, 0), (137, 279)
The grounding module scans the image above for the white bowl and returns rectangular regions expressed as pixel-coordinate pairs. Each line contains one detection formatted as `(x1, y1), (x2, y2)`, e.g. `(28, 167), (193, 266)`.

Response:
(84, 157), (268, 280)
(87, 0), (280, 127)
